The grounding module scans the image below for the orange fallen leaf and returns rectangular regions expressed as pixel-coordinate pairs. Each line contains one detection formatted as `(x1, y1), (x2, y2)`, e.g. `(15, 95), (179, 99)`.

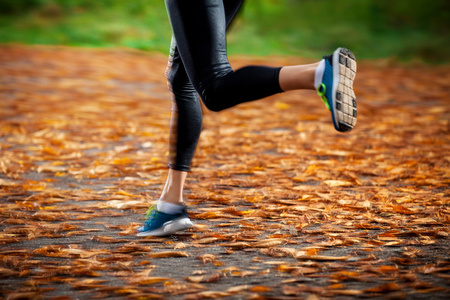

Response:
(364, 282), (401, 293)
(185, 273), (221, 283)
(112, 157), (132, 165)
(195, 237), (221, 244)
(91, 236), (129, 243)
(295, 254), (351, 261)
(131, 277), (172, 285)
(324, 180), (353, 187)
(149, 251), (189, 258)
(226, 285), (249, 293)
(116, 190), (139, 197)
(71, 279), (108, 290)
(251, 238), (284, 248)
(250, 286), (272, 292)
(328, 289), (364, 296)
(218, 242), (250, 249)
(392, 205), (415, 214)
(197, 253), (217, 264)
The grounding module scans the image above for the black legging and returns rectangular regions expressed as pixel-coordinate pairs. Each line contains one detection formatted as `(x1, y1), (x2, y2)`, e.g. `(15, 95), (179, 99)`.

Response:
(165, 0), (283, 171)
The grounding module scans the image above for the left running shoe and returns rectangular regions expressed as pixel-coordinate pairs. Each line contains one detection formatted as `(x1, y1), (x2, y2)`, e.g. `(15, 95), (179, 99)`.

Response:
(137, 205), (193, 237)
(317, 47), (357, 132)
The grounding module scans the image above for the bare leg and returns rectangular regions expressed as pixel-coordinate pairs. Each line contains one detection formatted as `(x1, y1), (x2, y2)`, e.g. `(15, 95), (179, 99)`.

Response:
(279, 62), (320, 92)
(159, 169), (187, 205)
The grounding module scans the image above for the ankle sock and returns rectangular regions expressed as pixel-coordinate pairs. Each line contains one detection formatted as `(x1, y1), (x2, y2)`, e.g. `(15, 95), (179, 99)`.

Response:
(314, 59), (325, 90)
(157, 200), (184, 214)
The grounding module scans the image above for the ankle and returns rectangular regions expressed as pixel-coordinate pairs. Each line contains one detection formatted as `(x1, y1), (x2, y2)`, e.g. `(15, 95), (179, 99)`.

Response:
(157, 200), (185, 214)
(159, 192), (184, 205)
(314, 59), (325, 90)
(160, 169), (187, 205)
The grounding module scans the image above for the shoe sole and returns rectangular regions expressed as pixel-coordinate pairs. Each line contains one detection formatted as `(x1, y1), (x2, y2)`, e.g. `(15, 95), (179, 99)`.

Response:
(136, 217), (193, 237)
(331, 47), (357, 132)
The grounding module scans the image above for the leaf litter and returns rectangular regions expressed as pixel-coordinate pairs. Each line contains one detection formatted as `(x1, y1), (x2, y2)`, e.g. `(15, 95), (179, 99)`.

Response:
(0, 45), (449, 299)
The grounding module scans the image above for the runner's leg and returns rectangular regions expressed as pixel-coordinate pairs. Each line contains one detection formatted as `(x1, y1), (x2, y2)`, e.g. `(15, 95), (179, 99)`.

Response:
(159, 0), (246, 206)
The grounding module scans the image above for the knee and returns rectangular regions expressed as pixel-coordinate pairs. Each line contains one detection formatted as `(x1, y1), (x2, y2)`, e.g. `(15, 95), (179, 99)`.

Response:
(168, 64), (185, 91)
(202, 96), (224, 112)
(201, 82), (227, 112)
(167, 67), (197, 100)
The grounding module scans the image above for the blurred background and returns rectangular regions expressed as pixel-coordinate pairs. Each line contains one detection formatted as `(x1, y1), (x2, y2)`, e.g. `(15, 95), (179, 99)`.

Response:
(0, 0), (449, 63)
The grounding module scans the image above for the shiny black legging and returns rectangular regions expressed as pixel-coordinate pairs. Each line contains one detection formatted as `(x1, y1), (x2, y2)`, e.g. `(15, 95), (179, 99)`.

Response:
(165, 0), (283, 171)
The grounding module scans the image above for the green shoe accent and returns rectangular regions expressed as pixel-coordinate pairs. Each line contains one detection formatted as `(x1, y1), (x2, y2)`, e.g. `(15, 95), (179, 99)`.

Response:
(317, 83), (330, 111)
(145, 205), (156, 219)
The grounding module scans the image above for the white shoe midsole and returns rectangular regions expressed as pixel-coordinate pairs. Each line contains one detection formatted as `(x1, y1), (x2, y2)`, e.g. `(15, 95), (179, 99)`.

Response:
(164, 217), (193, 234)
(136, 217), (193, 237)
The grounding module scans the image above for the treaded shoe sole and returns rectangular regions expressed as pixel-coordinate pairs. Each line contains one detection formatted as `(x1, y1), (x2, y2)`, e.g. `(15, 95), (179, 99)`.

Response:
(136, 217), (193, 237)
(332, 48), (357, 132)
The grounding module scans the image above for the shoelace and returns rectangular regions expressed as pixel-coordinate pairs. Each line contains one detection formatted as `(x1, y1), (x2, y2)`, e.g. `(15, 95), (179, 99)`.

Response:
(317, 83), (331, 111)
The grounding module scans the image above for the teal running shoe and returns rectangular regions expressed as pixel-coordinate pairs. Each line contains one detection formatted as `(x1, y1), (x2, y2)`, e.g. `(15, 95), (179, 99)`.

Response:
(317, 47), (357, 132)
(137, 205), (193, 237)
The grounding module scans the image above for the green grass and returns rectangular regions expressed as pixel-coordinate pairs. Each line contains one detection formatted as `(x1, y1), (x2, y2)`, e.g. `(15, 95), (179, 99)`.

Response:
(1, 0), (449, 63)
(0, 1), (172, 50)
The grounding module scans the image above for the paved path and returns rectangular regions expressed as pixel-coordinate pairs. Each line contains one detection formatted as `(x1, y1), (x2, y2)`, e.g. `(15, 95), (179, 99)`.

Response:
(0, 46), (449, 299)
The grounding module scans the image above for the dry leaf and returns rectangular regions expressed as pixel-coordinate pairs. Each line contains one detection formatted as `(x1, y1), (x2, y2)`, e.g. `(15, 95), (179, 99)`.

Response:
(364, 282), (401, 293)
(149, 251), (189, 258)
(251, 238), (284, 248)
(218, 242), (250, 249)
(324, 180), (353, 187)
(91, 236), (129, 243)
(185, 273), (221, 283)
(295, 254), (351, 261)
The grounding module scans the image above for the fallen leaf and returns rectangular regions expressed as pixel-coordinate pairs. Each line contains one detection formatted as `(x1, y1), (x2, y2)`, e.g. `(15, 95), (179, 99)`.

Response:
(364, 282), (401, 293)
(324, 180), (353, 187)
(250, 286), (272, 292)
(149, 251), (189, 258)
(185, 273), (221, 283)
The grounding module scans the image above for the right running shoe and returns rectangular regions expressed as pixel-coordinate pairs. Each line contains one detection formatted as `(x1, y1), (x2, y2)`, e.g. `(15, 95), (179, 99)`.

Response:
(317, 47), (357, 132)
(137, 205), (193, 237)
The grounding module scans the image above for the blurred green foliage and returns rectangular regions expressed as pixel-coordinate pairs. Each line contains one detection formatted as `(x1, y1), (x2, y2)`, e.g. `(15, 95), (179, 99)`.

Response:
(0, 0), (448, 62)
